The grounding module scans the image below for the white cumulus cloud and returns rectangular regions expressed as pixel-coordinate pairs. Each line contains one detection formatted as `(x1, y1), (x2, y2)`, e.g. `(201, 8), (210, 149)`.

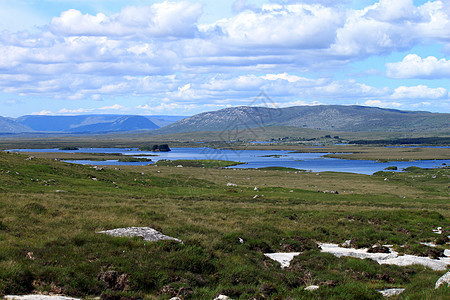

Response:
(50, 1), (203, 38)
(205, 3), (342, 48)
(391, 85), (448, 99)
(331, 0), (449, 57)
(1, 1), (450, 114)
(386, 54), (450, 79)
(364, 100), (402, 108)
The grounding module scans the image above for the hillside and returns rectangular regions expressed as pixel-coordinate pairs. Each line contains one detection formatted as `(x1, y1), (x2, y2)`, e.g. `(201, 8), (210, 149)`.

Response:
(0, 116), (33, 133)
(157, 105), (450, 134)
(66, 116), (159, 133)
(147, 115), (188, 127)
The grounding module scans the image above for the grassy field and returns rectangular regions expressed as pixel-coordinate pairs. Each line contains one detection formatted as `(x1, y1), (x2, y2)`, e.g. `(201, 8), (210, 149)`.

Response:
(0, 149), (449, 299)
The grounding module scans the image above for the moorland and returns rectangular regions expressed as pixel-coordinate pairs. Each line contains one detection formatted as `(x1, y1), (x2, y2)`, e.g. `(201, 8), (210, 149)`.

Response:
(0, 130), (449, 299)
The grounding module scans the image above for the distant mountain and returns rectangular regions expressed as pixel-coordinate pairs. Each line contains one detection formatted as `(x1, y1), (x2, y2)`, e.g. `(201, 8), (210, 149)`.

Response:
(68, 116), (159, 133)
(157, 105), (450, 134)
(16, 115), (159, 133)
(5, 106), (449, 135)
(147, 115), (189, 127)
(17, 115), (113, 132)
(0, 116), (33, 133)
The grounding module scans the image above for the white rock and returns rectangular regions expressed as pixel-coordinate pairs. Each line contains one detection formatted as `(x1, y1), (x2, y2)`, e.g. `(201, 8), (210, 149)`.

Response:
(254, 187), (259, 191)
(319, 243), (450, 271)
(176, 165), (183, 168)
(378, 288), (405, 297)
(435, 270), (450, 289)
(169, 297), (182, 300)
(226, 183), (237, 187)
(304, 285), (319, 292)
(4, 296), (80, 300)
(341, 240), (352, 247)
(214, 295), (232, 300)
(433, 227), (443, 234)
(98, 227), (182, 243)
(420, 242), (437, 248)
(264, 252), (301, 268)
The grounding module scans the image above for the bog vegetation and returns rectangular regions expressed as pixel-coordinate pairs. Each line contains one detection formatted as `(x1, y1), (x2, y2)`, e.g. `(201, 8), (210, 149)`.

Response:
(0, 149), (449, 299)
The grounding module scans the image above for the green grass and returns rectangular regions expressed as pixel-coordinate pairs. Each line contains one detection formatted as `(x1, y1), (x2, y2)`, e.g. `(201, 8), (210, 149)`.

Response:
(256, 166), (303, 172)
(0, 151), (449, 299)
(117, 157), (152, 163)
(154, 159), (246, 168)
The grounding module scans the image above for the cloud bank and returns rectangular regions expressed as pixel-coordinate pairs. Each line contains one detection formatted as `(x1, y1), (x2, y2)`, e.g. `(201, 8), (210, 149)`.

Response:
(0, 0), (449, 115)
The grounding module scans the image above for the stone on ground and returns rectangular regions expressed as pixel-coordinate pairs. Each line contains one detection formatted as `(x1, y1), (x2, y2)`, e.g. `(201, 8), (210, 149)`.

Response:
(378, 288), (405, 297)
(264, 252), (301, 268)
(435, 270), (450, 289)
(4, 296), (79, 300)
(98, 227), (182, 243)
(304, 285), (319, 292)
(319, 243), (450, 271)
(214, 295), (232, 300)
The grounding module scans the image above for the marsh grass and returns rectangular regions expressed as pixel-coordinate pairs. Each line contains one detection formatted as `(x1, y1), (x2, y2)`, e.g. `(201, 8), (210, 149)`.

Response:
(0, 151), (449, 299)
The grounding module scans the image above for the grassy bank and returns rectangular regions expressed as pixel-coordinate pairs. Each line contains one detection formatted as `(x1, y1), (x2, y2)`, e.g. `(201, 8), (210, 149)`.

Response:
(154, 160), (245, 168)
(0, 151), (449, 299)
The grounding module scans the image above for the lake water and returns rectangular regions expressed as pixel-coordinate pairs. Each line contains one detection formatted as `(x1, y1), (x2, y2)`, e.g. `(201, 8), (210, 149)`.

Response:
(7, 147), (449, 175)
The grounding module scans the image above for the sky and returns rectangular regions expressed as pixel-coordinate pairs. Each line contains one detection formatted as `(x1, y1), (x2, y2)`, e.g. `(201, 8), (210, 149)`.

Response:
(0, 0), (450, 117)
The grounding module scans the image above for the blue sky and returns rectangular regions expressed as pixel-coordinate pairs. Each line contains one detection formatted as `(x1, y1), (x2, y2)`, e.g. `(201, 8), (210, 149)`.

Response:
(0, 0), (449, 117)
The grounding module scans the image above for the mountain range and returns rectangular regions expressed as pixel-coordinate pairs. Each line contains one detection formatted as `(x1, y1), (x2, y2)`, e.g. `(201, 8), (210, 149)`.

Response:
(0, 115), (186, 134)
(0, 117), (32, 133)
(17, 115), (159, 133)
(157, 105), (450, 134)
(1, 105), (449, 134)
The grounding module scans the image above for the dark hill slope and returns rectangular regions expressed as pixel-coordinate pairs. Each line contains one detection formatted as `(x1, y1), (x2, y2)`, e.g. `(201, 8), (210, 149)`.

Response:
(157, 105), (450, 133)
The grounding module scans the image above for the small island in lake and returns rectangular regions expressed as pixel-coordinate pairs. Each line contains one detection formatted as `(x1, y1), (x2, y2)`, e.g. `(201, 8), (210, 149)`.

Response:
(139, 144), (171, 152)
